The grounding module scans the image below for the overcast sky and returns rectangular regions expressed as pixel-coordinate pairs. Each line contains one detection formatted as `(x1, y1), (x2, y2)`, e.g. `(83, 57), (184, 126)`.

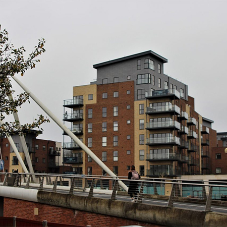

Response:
(1, 0), (227, 142)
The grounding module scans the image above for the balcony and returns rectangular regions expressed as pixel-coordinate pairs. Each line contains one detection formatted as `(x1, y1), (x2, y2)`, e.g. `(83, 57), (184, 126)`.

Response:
(187, 130), (198, 139)
(202, 162), (209, 169)
(63, 126), (83, 135)
(63, 155), (83, 164)
(189, 158), (198, 166)
(29, 147), (36, 153)
(201, 139), (209, 146)
(63, 99), (83, 108)
(146, 104), (180, 115)
(146, 120), (180, 130)
(178, 111), (188, 120)
(187, 117), (197, 126)
(48, 162), (60, 168)
(63, 113), (83, 122)
(146, 136), (180, 146)
(179, 140), (189, 149)
(145, 89), (180, 100)
(201, 126), (209, 134)
(63, 142), (81, 150)
(146, 165), (181, 177)
(146, 153), (189, 163)
(201, 149), (209, 157)
(179, 126), (189, 135)
(49, 149), (61, 156)
(188, 143), (198, 152)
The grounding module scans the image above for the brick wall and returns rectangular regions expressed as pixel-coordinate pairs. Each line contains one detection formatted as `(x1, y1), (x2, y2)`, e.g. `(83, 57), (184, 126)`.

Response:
(4, 198), (164, 227)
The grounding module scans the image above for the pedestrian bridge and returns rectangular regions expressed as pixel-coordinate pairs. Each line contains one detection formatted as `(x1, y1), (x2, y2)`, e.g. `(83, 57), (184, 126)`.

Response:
(1, 172), (227, 227)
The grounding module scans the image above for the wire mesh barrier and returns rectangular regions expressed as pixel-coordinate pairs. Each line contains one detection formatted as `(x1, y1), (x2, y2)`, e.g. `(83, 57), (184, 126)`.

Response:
(1, 173), (227, 212)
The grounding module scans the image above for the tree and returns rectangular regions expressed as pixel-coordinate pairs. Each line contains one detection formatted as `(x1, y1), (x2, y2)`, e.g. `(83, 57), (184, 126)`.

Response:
(0, 27), (49, 136)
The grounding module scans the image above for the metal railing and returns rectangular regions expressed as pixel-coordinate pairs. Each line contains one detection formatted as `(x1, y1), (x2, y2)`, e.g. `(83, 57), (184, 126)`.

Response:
(146, 120), (180, 129)
(145, 89), (180, 99)
(63, 99), (83, 106)
(146, 104), (180, 115)
(146, 136), (181, 145)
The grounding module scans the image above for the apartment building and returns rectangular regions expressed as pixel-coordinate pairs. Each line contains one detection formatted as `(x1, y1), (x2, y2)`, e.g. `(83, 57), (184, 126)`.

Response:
(0, 131), (62, 173)
(62, 50), (216, 177)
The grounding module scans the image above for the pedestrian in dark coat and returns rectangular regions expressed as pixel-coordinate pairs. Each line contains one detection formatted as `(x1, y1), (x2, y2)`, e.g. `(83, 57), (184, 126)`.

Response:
(128, 165), (140, 202)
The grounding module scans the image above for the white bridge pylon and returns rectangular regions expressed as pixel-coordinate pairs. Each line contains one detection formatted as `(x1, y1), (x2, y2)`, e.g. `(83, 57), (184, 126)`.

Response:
(12, 76), (128, 192)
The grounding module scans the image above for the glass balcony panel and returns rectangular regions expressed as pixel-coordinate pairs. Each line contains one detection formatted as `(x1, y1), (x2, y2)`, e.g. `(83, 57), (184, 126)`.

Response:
(146, 89), (180, 99)
(146, 104), (180, 115)
(146, 136), (180, 145)
(64, 99), (83, 106)
(146, 120), (180, 129)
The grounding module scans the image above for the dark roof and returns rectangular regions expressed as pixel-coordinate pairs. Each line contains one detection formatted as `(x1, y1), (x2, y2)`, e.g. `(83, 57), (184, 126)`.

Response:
(202, 117), (214, 123)
(93, 50), (168, 69)
(217, 132), (227, 135)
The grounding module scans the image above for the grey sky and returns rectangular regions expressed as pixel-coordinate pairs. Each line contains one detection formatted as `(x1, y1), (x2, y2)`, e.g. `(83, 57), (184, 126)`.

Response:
(1, 0), (227, 142)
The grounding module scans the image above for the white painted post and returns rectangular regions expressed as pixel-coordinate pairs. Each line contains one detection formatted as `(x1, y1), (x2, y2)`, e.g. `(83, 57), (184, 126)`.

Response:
(12, 76), (128, 191)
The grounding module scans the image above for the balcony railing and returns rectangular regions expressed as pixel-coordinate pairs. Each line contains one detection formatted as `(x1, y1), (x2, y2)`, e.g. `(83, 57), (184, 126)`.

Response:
(146, 153), (188, 162)
(63, 127), (83, 135)
(188, 130), (198, 139)
(179, 126), (189, 134)
(146, 104), (180, 115)
(187, 117), (197, 125)
(180, 140), (189, 149)
(63, 113), (83, 121)
(188, 143), (198, 152)
(201, 139), (209, 146)
(189, 158), (198, 166)
(201, 126), (209, 134)
(48, 162), (60, 168)
(63, 99), (83, 107)
(146, 120), (180, 130)
(63, 155), (83, 164)
(145, 89), (180, 99)
(146, 136), (180, 145)
(63, 142), (81, 150)
(201, 149), (209, 157)
(178, 111), (188, 120)
(49, 150), (61, 156)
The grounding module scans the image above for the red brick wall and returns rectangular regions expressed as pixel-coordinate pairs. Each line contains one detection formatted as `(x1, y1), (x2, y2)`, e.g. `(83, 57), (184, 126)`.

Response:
(4, 198), (164, 227)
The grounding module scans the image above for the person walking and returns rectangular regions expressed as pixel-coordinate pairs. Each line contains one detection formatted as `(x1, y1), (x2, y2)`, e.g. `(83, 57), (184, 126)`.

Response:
(128, 165), (140, 202)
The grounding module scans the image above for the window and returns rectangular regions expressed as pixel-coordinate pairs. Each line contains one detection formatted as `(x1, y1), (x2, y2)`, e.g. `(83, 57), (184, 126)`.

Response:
(113, 121), (118, 131)
(113, 151), (118, 161)
(158, 64), (161, 73)
(88, 155), (92, 162)
(127, 166), (130, 170)
(137, 59), (141, 70)
(140, 165), (145, 176)
(113, 106), (118, 116)
(139, 119), (144, 130)
(139, 150), (145, 160)
(35, 157), (39, 163)
(88, 167), (92, 175)
(102, 78), (108, 84)
(102, 151), (107, 162)
(127, 90), (130, 95)
(113, 91), (119, 97)
(102, 122), (107, 132)
(102, 170), (106, 176)
(88, 109), (93, 119)
(88, 138), (92, 147)
(169, 83), (173, 90)
(43, 145), (46, 151)
(102, 107), (107, 117)
(216, 168), (221, 174)
(127, 75), (131, 80)
(158, 78), (161, 88)
(113, 136), (118, 146)
(139, 134), (144, 145)
(42, 158), (45, 163)
(127, 120), (131, 124)
(113, 166), (118, 175)
(35, 145), (39, 150)
(6, 143), (9, 147)
(180, 88), (184, 98)
(127, 135), (131, 140)
(88, 94), (93, 100)
(127, 105), (130, 109)
(173, 85), (177, 90)
(5, 156), (8, 160)
(216, 153), (221, 159)
(144, 58), (154, 70)
(152, 75), (155, 85)
(12, 156), (18, 165)
(164, 81), (168, 89)
(139, 104), (144, 114)
(88, 123), (92, 133)
(137, 89), (145, 100)
(113, 77), (119, 83)
(102, 92), (107, 99)
(137, 74), (151, 84)
(102, 137), (107, 146)
(127, 150), (131, 155)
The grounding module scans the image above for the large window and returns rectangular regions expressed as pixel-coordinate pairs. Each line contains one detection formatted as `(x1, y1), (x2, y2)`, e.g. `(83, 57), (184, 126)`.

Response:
(216, 167), (222, 174)
(102, 122), (107, 132)
(139, 119), (144, 130)
(113, 106), (118, 116)
(102, 107), (107, 117)
(144, 58), (154, 70)
(88, 109), (92, 119)
(113, 136), (118, 146)
(113, 166), (118, 175)
(137, 89), (145, 100)
(139, 150), (145, 161)
(102, 137), (107, 146)
(102, 92), (107, 99)
(113, 151), (118, 161)
(113, 91), (119, 97)
(136, 74), (151, 84)
(102, 151), (107, 162)
(88, 138), (92, 147)
(139, 134), (144, 145)
(149, 165), (173, 176)
(139, 104), (144, 114)
(88, 123), (92, 133)
(113, 121), (118, 131)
